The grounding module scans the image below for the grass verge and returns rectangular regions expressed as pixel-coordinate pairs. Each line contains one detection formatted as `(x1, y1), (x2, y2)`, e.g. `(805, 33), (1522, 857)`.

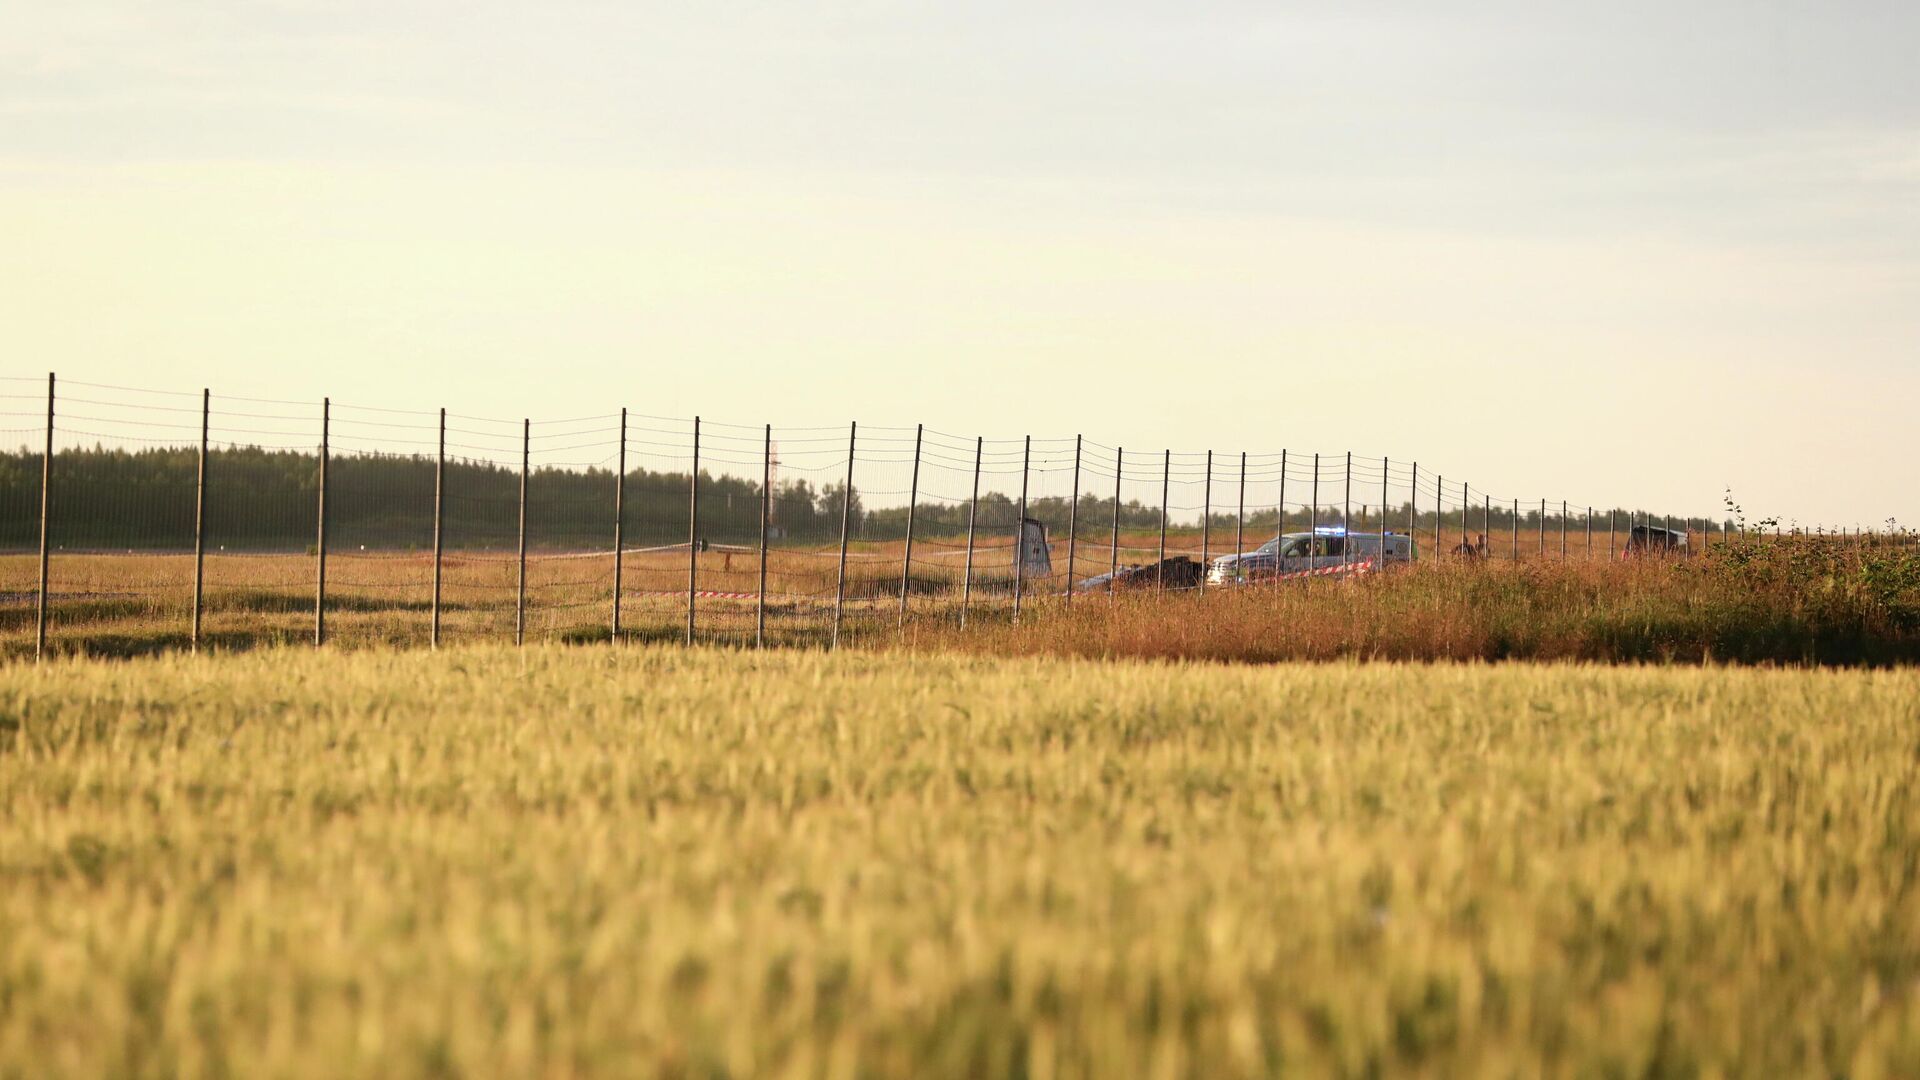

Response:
(905, 539), (1920, 666)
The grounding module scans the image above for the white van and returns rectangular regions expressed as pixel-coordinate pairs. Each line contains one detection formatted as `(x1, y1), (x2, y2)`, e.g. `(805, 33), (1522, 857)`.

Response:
(1206, 528), (1414, 585)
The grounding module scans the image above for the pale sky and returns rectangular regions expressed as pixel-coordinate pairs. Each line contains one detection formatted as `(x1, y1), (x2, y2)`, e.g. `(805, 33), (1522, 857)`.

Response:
(3, 1), (1916, 527)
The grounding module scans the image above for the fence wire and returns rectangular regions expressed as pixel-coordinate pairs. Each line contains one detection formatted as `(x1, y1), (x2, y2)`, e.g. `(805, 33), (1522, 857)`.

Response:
(2, 372), (1904, 656)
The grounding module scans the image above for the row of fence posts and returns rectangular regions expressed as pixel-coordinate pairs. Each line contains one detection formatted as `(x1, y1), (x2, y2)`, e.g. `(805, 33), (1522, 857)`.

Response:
(22, 372), (1911, 660)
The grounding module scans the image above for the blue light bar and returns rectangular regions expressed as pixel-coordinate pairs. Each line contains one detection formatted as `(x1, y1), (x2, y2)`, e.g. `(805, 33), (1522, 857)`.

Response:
(1313, 525), (1346, 535)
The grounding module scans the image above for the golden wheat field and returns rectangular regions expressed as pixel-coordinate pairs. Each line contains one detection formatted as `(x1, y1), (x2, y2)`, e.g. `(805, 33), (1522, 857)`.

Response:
(3, 646), (1917, 1078)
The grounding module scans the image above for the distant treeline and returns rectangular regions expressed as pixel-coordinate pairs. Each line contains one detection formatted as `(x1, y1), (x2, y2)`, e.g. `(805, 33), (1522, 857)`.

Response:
(1, 446), (841, 551)
(0, 445), (1723, 552)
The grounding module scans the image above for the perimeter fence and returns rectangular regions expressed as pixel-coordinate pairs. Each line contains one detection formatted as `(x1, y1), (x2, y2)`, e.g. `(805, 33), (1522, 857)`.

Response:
(3, 372), (1909, 658)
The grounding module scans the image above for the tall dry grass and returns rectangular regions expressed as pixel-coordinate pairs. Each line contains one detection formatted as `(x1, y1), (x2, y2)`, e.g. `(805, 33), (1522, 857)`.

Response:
(902, 537), (1920, 666)
(6, 534), (1916, 664)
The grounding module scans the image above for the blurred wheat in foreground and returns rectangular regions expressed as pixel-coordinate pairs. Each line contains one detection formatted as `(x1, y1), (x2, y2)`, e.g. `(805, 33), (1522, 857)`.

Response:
(3, 647), (1918, 1077)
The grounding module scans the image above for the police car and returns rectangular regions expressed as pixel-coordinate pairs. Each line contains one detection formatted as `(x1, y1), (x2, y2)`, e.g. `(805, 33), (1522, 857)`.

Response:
(1206, 526), (1415, 585)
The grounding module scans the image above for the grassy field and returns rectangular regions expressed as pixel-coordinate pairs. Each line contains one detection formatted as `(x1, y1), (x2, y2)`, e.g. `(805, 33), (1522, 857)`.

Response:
(9, 533), (1914, 665)
(4, 646), (1919, 1077)
(909, 546), (1920, 667)
(1, 532), (1060, 655)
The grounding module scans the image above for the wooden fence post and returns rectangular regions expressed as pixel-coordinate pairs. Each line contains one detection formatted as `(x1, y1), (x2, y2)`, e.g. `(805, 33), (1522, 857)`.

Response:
(1199, 450), (1212, 595)
(1012, 435), (1030, 621)
(192, 388), (208, 652)
(757, 423), (771, 648)
(1108, 446), (1122, 597)
(1156, 449), (1169, 593)
(611, 408), (625, 642)
(516, 418), (529, 646)
(35, 373), (53, 660)
(315, 397), (329, 647)
(686, 417), (700, 646)
(432, 408), (446, 647)
(831, 421), (855, 647)
(899, 423), (921, 625)
(1064, 435), (1081, 601)
(962, 436), (982, 624)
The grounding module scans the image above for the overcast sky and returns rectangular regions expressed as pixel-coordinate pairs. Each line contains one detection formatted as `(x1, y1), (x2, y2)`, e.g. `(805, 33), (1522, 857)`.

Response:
(3, 1), (1915, 525)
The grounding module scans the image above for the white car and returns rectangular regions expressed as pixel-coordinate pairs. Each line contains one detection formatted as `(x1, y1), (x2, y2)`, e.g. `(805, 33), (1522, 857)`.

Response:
(1206, 528), (1414, 585)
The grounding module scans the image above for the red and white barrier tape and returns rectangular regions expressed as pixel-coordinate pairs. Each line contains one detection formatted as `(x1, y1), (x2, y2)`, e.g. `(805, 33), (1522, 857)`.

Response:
(1268, 558), (1376, 581)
